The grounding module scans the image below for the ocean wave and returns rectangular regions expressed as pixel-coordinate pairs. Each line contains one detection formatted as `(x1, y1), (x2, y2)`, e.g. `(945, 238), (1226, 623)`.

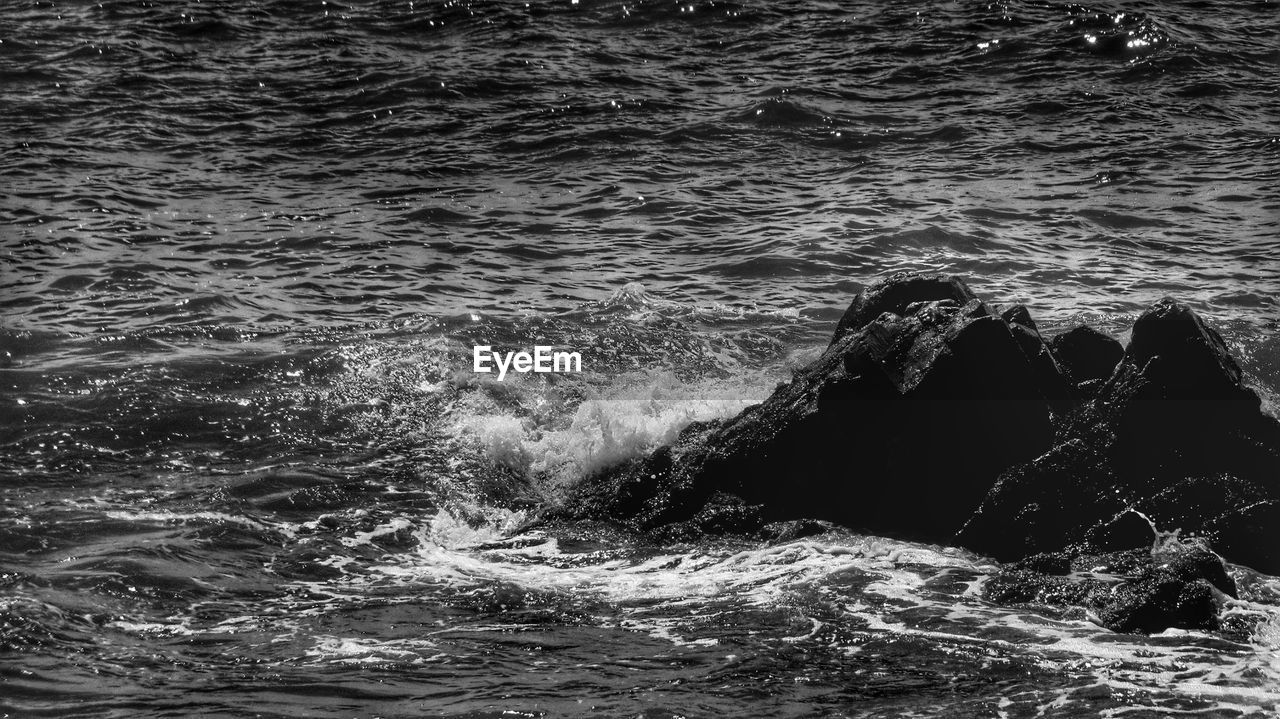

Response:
(457, 374), (764, 488)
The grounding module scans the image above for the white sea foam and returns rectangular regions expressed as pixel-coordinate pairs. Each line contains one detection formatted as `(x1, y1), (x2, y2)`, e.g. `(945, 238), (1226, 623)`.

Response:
(454, 372), (769, 490)
(294, 511), (1279, 714)
(424, 503), (529, 550)
(305, 635), (437, 664)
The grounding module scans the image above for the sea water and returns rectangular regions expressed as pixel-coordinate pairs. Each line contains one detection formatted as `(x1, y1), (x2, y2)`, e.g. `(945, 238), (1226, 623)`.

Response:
(2, 0), (1279, 716)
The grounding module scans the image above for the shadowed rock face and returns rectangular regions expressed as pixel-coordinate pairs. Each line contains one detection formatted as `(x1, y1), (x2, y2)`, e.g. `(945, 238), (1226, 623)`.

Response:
(568, 274), (1057, 543)
(958, 299), (1280, 575)
(1002, 305), (1075, 411)
(560, 272), (1280, 630)
(1048, 325), (1124, 395)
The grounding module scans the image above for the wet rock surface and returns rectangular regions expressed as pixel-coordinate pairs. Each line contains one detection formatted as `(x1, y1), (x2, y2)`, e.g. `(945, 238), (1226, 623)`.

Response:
(829, 274), (977, 346)
(959, 299), (1280, 575)
(983, 542), (1236, 634)
(567, 273), (1058, 543)
(1002, 305), (1075, 411)
(1047, 325), (1124, 394)
(562, 272), (1280, 630)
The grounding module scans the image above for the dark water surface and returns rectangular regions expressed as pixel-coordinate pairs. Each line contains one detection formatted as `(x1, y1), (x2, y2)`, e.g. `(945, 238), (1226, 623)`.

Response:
(2, 0), (1279, 716)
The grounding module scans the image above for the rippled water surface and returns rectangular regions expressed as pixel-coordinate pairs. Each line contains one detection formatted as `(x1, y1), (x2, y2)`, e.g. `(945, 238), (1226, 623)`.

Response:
(2, 0), (1279, 716)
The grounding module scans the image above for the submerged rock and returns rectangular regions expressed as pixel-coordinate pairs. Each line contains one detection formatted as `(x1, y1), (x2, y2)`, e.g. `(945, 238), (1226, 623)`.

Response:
(983, 542), (1236, 634)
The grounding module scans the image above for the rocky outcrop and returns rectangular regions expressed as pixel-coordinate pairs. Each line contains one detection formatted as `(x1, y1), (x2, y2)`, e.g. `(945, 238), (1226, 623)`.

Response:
(958, 299), (1280, 575)
(567, 272), (1061, 543)
(829, 274), (976, 345)
(562, 272), (1280, 595)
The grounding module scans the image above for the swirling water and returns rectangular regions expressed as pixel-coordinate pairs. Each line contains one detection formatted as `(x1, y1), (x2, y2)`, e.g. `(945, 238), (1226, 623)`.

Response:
(2, 0), (1279, 716)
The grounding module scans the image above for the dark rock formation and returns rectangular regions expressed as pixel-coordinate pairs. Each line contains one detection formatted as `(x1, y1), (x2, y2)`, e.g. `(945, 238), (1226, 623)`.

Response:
(1002, 305), (1075, 411)
(1047, 325), (1124, 395)
(561, 272), (1280, 613)
(566, 272), (1061, 543)
(830, 274), (976, 346)
(1205, 501), (1280, 577)
(959, 299), (1280, 574)
(984, 542), (1236, 634)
